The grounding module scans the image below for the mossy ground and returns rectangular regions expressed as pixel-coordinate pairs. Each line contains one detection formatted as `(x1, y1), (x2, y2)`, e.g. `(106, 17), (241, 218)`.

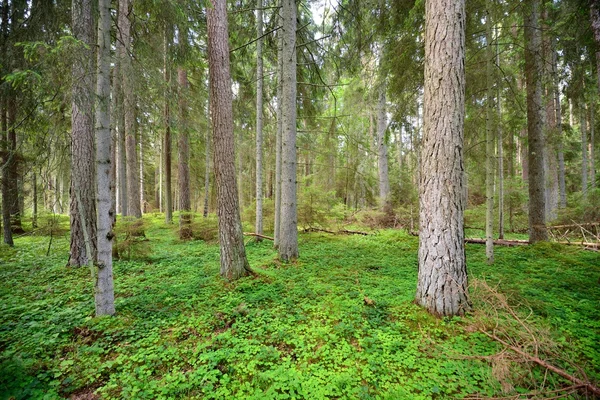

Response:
(0, 214), (598, 399)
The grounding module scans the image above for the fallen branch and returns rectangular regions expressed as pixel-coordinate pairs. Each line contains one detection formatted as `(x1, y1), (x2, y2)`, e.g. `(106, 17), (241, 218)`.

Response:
(302, 227), (371, 236)
(480, 330), (600, 398)
(465, 238), (529, 247)
(243, 232), (274, 241)
(548, 222), (600, 230)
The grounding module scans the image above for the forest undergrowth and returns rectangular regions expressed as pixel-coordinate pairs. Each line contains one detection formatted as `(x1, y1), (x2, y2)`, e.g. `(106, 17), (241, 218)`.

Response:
(0, 214), (599, 399)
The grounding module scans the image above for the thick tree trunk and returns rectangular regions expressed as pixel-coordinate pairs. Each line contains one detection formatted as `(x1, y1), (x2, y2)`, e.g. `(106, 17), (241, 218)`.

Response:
(164, 31), (173, 224)
(485, 10), (495, 263)
(255, 0), (264, 241)
(207, 0), (251, 280)
(70, 0), (97, 267)
(416, 0), (470, 317)
(524, 0), (547, 243)
(95, 0), (115, 316)
(178, 66), (192, 239)
(377, 83), (391, 212)
(278, 0), (299, 261)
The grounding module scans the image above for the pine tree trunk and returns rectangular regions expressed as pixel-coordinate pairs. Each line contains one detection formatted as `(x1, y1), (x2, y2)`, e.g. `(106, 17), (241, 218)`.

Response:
(524, 0), (547, 243)
(70, 0), (97, 267)
(255, 0), (264, 241)
(207, 0), (251, 280)
(95, 0), (115, 316)
(119, 0), (141, 219)
(279, 0), (298, 261)
(164, 31), (173, 224)
(416, 0), (470, 317)
(581, 104), (588, 199)
(178, 66), (192, 239)
(203, 92), (210, 218)
(377, 83), (391, 212)
(485, 10), (495, 263)
(274, 2), (283, 247)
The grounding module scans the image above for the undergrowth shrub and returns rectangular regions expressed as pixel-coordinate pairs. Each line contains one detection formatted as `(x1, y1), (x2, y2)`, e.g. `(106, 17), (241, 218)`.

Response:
(242, 198), (275, 232)
(190, 214), (219, 243)
(297, 182), (341, 229)
(114, 217), (151, 260)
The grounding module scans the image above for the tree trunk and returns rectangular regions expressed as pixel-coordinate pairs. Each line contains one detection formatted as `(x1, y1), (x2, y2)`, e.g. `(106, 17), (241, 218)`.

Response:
(1, 99), (12, 246)
(377, 83), (391, 212)
(115, 0), (128, 217)
(416, 0), (470, 317)
(255, 0), (264, 241)
(278, 0), (298, 261)
(203, 92), (210, 218)
(591, 102), (596, 189)
(496, 26), (504, 240)
(70, 0), (97, 267)
(524, 0), (547, 243)
(274, 1), (283, 247)
(581, 104), (588, 199)
(119, 0), (141, 219)
(178, 66), (192, 239)
(32, 171), (37, 229)
(207, 0), (252, 280)
(164, 31), (173, 224)
(485, 9), (495, 263)
(95, 0), (115, 316)
(555, 46), (566, 208)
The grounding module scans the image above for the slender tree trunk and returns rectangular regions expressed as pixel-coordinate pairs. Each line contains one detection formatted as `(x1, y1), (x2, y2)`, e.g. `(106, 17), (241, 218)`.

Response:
(255, 0), (264, 241)
(7, 93), (21, 234)
(377, 83), (391, 212)
(116, 0), (128, 217)
(32, 171), (37, 229)
(203, 94), (210, 218)
(1, 99), (12, 246)
(164, 31), (173, 224)
(524, 0), (547, 242)
(207, 0), (252, 280)
(119, 0), (141, 219)
(279, 0), (298, 261)
(139, 132), (144, 212)
(274, 3), (283, 247)
(485, 10), (495, 263)
(416, 0), (470, 317)
(95, 0), (115, 316)
(581, 104), (588, 199)
(70, 0), (97, 267)
(591, 102), (596, 189)
(555, 45), (566, 208)
(496, 27), (504, 240)
(178, 66), (192, 239)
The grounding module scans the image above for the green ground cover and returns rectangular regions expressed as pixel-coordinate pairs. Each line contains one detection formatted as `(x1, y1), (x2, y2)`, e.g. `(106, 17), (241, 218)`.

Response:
(0, 215), (599, 399)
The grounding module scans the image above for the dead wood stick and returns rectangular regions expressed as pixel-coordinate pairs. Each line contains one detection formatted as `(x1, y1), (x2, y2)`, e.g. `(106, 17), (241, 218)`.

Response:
(465, 238), (529, 246)
(480, 330), (600, 397)
(243, 232), (274, 241)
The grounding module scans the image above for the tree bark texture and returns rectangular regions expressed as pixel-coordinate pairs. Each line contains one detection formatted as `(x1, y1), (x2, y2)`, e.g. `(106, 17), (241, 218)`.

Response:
(95, 0), (115, 316)
(70, 0), (97, 267)
(255, 0), (264, 241)
(524, 0), (548, 242)
(119, 0), (141, 219)
(278, 0), (299, 261)
(178, 66), (192, 239)
(416, 0), (470, 317)
(207, 0), (252, 280)
(1, 0), (11, 246)
(543, 16), (559, 221)
(377, 83), (391, 211)
(485, 11), (495, 263)
(203, 91), (211, 218)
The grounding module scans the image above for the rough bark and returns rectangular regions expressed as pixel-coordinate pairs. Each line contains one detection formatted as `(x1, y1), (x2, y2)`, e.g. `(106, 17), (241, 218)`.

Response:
(279, 0), (299, 261)
(178, 66), (192, 239)
(255, 0), (264, 241)
(164, 31), (173, 224)
(119, 0), (141, 219)
(416, 0), (470, 317)
(207, 0), (252, 280)
(485, 10), (495, 263)
(70, 0), (97, 267)
(95, 0), (115, 316)
(524, 0), (548, 243)
(377, 83), (391, 212)
(115, 0), (127, 217)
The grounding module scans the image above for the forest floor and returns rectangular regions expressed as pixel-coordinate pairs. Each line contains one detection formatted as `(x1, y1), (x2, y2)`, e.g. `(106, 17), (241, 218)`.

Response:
(0, 215), (599, 399)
